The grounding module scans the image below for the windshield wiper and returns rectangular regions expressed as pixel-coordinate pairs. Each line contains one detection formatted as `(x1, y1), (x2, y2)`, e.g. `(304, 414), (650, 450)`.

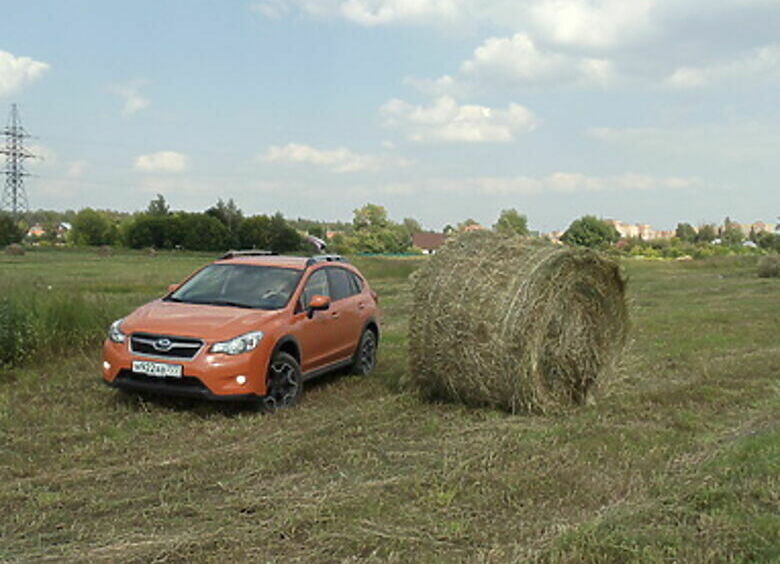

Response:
(207, 299), (255, 309)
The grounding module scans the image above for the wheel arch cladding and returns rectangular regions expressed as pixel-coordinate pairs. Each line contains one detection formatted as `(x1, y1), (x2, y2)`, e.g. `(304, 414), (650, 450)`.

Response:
(273, 336), (301, 365)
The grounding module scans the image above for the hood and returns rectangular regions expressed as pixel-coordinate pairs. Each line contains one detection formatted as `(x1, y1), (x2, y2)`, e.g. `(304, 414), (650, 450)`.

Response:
(121, 299), (282, 341)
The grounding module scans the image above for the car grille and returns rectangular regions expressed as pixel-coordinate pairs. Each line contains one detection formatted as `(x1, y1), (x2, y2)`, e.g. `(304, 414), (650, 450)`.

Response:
(130, 333), (204, 360)
(118, 370), (208, 391)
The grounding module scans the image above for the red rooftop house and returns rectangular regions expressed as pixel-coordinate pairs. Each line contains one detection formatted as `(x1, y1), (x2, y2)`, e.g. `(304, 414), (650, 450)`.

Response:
(412, 232), (447, 255)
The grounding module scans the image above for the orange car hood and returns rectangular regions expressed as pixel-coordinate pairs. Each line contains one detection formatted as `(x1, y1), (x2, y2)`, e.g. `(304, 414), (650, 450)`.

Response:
(121, 300), (283, 341)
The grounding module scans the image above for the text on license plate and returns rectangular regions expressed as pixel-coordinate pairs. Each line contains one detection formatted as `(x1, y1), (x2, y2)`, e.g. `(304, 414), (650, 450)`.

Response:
(132, 360), (183, 378)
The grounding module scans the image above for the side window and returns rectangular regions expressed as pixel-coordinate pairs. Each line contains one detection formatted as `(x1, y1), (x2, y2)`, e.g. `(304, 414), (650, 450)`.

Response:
(349, 272), (364, 295)
(301, 269), (330, 309)
(327, 268), (353, 302)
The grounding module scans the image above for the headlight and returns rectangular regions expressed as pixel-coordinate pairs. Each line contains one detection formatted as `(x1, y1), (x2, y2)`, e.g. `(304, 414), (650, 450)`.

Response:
(210, 331), (264, 355)
(108, 319), (126, 343)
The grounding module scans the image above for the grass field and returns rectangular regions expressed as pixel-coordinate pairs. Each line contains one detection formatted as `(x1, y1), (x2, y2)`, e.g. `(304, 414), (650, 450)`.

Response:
(1, 249), (778, 562)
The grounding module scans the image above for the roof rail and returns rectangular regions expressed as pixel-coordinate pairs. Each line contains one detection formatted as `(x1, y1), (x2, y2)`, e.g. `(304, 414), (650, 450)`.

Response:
(220, 250), (278, 260)
(305, 254), (348, 267)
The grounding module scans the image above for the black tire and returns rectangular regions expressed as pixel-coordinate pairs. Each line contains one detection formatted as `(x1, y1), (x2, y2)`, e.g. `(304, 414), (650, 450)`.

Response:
(351, 329), (378, 376)
(262, 352), (303, 411)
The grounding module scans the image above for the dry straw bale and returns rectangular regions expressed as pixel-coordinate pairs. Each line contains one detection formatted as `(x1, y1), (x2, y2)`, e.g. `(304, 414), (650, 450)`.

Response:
(757, 254), (780, 278)
(408, 231), (629, 414)
(5, 243), (25, 256)
(97, 245), (113, 257)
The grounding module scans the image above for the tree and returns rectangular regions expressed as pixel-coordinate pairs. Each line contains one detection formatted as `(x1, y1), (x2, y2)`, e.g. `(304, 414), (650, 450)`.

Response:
(561, 215), (620, 248)
(675, 222), (697, 243)
(721, 218), (744, 246)
(494, 208), (529, 236)
(0, 212), (23, 246)
(72, 208), (113, 246)
(353, 203), (389, 231)
(205, 198), (243, 248)
(146, 194), (170, 216)
(696, 224), (717, 243)
(239, 215), (272, 249)
(267, 212), (304, 253)
(402, 217), (422, 235)
(442, 224), (455, 235)
(126, 216), (175, 249)
(173, 213), (228, 251)
(350, 204), (412, 254)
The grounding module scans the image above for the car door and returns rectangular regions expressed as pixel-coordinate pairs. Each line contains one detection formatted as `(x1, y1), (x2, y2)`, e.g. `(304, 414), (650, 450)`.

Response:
(325, 267), (364, 360)
(291, 268), (340, 372)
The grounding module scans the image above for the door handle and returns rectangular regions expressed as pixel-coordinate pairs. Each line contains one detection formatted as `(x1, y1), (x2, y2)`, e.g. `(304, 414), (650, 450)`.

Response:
(331, 312), (340, 319)
(358, 302), (365, 310)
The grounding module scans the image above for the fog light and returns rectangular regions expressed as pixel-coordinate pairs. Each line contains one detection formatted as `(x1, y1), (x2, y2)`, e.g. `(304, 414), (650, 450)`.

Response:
(236, 375), (247, 385)
(103, 361), (111, 371)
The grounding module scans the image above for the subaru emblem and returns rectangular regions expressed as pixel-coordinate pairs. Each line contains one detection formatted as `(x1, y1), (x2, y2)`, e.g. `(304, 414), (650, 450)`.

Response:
(154, 338), (173, 352)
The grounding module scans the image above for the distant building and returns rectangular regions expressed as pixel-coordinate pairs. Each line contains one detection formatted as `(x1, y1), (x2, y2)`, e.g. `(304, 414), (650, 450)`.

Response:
(607, 220), (675, 241)
(412, 232), (446, 254)
(27, 224), (46, 238)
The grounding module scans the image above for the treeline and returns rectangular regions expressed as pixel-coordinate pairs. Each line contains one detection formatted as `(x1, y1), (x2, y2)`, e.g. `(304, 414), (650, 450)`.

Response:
(3, 199), (778, 257)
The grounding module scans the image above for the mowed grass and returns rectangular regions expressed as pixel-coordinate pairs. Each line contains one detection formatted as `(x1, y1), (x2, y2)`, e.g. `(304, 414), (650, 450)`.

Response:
(0, 250), (778, 562)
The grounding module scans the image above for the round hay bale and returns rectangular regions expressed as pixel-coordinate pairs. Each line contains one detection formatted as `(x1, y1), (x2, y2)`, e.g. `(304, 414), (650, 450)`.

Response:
(5, 243), (25, 256)
(146, 247), (158, 257)
(757, 254), (780, 278)
(97, 245), (113, 257)
(407, 231), (629, 414)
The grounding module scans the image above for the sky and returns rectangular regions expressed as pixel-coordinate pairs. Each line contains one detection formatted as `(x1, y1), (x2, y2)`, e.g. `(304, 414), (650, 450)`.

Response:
(1, 0), (779, 232)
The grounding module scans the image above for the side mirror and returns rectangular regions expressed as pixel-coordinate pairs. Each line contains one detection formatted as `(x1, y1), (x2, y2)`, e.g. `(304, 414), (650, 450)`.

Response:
(307, 294), (330, 318)
(167, 283), (179, 294)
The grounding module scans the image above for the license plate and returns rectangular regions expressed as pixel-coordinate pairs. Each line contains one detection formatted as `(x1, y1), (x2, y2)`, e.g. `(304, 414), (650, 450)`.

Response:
(132, 360), (183, 378)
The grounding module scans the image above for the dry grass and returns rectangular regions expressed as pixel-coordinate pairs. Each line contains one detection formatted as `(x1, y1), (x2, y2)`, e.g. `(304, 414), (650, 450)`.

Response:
(0, 249), (778, 562)
(408, 232), (628, 413)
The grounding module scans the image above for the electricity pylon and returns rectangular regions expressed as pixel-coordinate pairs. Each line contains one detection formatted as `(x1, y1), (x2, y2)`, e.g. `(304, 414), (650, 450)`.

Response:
(1, 104), (37, 217)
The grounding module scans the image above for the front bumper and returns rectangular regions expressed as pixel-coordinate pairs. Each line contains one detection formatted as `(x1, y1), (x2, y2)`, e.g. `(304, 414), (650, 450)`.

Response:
(102, 336), (273, 399)
(103, 370), (260, 402)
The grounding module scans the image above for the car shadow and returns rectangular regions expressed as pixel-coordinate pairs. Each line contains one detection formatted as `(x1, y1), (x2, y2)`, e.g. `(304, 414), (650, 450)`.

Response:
(110, 389), (258, 418)
(108, 366), (358, 417)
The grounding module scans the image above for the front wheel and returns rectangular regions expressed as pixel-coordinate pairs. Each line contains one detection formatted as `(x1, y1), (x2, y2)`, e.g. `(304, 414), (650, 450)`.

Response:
(351, 330), (377, 376)
(263, 352), (303, 411)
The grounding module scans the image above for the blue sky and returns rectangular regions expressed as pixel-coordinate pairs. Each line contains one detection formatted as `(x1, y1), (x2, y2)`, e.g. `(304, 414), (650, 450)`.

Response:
(1, 0), (779, 231)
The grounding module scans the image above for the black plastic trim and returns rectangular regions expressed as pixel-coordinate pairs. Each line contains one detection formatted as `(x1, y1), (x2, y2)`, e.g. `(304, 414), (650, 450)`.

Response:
(105, 372), (259, 402)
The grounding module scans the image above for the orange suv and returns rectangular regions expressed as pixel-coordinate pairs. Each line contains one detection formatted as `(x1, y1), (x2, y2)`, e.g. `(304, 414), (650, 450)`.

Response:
(102, 252), (379, 409)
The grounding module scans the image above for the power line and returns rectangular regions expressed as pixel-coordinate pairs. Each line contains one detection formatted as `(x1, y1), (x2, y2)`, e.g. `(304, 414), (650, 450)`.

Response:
(1, 104), (38, 217)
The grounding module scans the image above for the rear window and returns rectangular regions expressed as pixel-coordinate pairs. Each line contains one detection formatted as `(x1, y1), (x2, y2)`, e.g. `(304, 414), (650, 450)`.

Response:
(327, 268), (354, 301)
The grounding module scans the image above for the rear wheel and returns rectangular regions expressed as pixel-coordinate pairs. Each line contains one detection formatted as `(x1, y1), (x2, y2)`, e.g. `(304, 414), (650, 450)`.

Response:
(263, 352), (302, 411)
(351, 329), (377, 376)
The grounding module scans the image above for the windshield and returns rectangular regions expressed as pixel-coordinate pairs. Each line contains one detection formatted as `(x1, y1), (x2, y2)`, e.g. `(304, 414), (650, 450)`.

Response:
(167, 264), (302, 310)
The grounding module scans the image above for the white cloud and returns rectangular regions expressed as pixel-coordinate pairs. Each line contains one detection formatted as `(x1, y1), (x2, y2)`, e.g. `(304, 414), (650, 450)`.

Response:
(0, 51), (49, 97)
(66, 161), (88, 178)
(135, 151), (189, 173)
(252, 0), (463, 26)
(380, 96), (537, 143)
(457, 32), (614, 87)
(665, 44), (780, 88)
(110, 80), (150, 116)
(529, 0), (656, 48)
(403, 172), (698, 195)
(339, 0), (461, 26)
(26, 144), (57, 166)
(263, 143), (404, 172)
(375, 173), (699, 200)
